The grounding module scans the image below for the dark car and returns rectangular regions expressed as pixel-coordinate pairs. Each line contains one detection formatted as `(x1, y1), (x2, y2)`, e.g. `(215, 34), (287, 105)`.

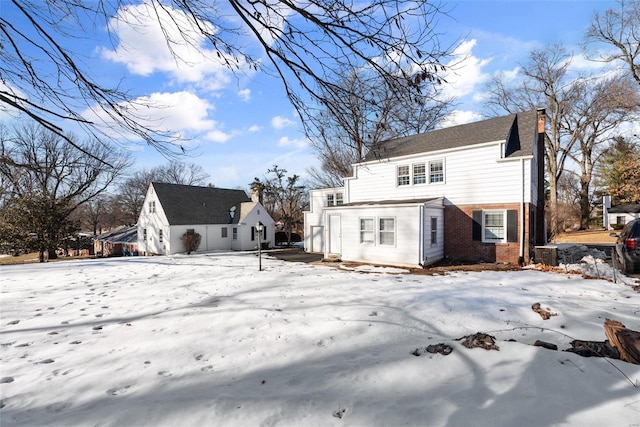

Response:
(611, 218), (640, 274)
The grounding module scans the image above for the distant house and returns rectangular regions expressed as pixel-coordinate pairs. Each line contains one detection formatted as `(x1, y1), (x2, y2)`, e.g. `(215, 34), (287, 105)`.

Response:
(137, 182), (275, 255)
(304, 109), (547, 267)
(94, 225), (138, 257)
(606, 203), (640, 229)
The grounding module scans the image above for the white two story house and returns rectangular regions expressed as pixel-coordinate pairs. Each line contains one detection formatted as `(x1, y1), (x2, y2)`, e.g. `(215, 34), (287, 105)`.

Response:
(304, 109), (547, 267)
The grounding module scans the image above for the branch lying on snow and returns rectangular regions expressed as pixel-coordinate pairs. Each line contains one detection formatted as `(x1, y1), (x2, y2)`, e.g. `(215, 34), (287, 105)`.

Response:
(532, 302), (557, 320)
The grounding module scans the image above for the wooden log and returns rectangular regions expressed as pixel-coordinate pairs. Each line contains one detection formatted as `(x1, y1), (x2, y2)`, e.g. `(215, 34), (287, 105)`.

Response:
(566, 339), (619, 359)
(604, 319), (640, 365)
(533, 340), (558, 351)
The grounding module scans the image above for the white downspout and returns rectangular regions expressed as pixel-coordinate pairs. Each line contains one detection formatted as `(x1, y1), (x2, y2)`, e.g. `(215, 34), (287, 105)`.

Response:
(419, 205), (424, 266)
(520, 158), (525, 263)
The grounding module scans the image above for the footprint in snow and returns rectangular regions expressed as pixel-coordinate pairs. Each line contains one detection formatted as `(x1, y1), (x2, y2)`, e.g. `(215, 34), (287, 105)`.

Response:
(6, 320), (20, 326)
(46, 401), (69, 413)
(0, 377), (14, 383)
(107, 385), (132, 396)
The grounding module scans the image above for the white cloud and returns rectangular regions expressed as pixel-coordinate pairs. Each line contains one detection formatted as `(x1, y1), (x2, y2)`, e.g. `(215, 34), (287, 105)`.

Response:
(0, 82), (24, 122)
(271, 115), (296, 129)
(82, 90), (224, 143)
(278, 136), (308, 148)
(100, 3), (236, 89)
(440, 39), (492, 100)
(439, 110), (483, 128)
(205, 129), (232, 143)
(248, 125), (262, 133)
(237, 89), (251, 102)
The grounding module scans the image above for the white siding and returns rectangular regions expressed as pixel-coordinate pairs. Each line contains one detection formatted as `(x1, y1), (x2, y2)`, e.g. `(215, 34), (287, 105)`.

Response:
(137, 184), (170, 255)
(609, 212), (640, 228)
(137, 184), (275, 255)
(167, 225), (233, 254)
(304, 187), (342, 253)
(330, 203), (443, 267)
(422, 207), (444, 265)
(347, 143), (533, 206)
(233, 204), (276, 251)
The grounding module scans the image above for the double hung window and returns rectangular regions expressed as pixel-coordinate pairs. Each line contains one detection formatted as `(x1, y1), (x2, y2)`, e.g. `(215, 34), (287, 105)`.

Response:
(379, 218), (395, 245)
(397, 165), (410, 186)
(429, 160), (444, 183)
(359, 218), (374, 243)
(413, 163), (426, 184)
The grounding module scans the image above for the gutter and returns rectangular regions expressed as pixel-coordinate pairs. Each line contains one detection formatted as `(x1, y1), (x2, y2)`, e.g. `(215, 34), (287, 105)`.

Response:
(519, 158), (525, 265)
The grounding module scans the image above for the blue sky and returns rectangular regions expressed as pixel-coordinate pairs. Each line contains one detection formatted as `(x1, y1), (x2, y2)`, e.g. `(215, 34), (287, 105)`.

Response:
(1, 1), (621, 190)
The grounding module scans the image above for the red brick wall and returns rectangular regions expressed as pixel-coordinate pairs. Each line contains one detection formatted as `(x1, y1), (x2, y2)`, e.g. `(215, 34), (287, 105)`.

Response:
(444, 203), (534, 265)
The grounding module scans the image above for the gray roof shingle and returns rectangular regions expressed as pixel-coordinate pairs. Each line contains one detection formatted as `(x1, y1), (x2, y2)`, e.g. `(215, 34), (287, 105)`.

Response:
(152, 182), (250, 225)
(609, 204), (640, 214)
(363, 110), (540, 162)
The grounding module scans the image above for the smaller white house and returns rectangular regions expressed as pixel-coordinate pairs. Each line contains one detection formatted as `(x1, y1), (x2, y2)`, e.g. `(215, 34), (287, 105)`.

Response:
(138, 182), (275, 255)
(606, 203), (640, 229)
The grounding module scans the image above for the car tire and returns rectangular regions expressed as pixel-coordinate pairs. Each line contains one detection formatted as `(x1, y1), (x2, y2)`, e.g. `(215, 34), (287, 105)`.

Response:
(617, 252), (628, 274)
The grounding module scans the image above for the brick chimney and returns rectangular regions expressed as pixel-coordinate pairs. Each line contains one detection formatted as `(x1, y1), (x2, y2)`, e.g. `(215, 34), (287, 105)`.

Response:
(251, 189), (263, 204)
(537, 108), (546, 134)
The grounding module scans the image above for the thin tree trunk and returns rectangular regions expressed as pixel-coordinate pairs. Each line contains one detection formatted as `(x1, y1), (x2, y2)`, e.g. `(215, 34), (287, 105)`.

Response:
(579, 177), (590, 229)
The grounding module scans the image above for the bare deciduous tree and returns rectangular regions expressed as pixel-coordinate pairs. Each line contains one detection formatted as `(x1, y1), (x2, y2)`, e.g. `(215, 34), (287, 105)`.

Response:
(252, 166), (307, 246)
(0, 124), (130, 261)
(564, 75), (639, 228)
(2, 0), (453, 155)
(585, 0), (640, 88)
(306, 65), (453, 187)
(484, 43), (580, 237)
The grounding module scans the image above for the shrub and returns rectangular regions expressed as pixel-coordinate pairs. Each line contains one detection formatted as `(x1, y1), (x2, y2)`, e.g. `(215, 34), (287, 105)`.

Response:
(181, 232), (201, 254)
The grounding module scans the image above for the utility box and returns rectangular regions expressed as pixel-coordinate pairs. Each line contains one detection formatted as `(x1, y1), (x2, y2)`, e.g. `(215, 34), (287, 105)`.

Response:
(535, 245), (558, 266)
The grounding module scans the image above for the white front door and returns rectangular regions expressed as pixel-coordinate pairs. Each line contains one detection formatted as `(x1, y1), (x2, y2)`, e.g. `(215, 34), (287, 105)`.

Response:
(328, 214), (341, 255)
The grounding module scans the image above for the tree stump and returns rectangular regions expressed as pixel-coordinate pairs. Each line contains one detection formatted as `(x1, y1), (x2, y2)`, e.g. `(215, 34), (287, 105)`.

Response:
(604, 319), (640, 365)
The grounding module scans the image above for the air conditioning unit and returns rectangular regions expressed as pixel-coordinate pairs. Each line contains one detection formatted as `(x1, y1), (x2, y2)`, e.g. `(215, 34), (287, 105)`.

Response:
(535, 245), (558, 266)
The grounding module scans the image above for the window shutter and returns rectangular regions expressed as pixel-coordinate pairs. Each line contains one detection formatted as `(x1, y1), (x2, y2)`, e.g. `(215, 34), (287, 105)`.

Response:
(507, 210), (518, 242)
(472, 210), (482, 241)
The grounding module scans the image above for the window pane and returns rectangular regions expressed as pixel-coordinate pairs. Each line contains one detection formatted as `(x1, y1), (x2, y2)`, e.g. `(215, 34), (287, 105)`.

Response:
(379, 218), (395, 245)
(360, 218), (374, 243)
(336, 193), (344, 205)
(397, 165), (410, 186)
(429, 160), (444, 183)
(430, 217), (437, 245)
(484, 212), (504, 240)
(327, 194), (335, 206)
(413, 163), (426, 184)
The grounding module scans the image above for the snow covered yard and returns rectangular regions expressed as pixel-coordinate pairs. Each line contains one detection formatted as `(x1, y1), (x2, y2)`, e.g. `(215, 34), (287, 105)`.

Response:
(1, 253), (639, 427)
